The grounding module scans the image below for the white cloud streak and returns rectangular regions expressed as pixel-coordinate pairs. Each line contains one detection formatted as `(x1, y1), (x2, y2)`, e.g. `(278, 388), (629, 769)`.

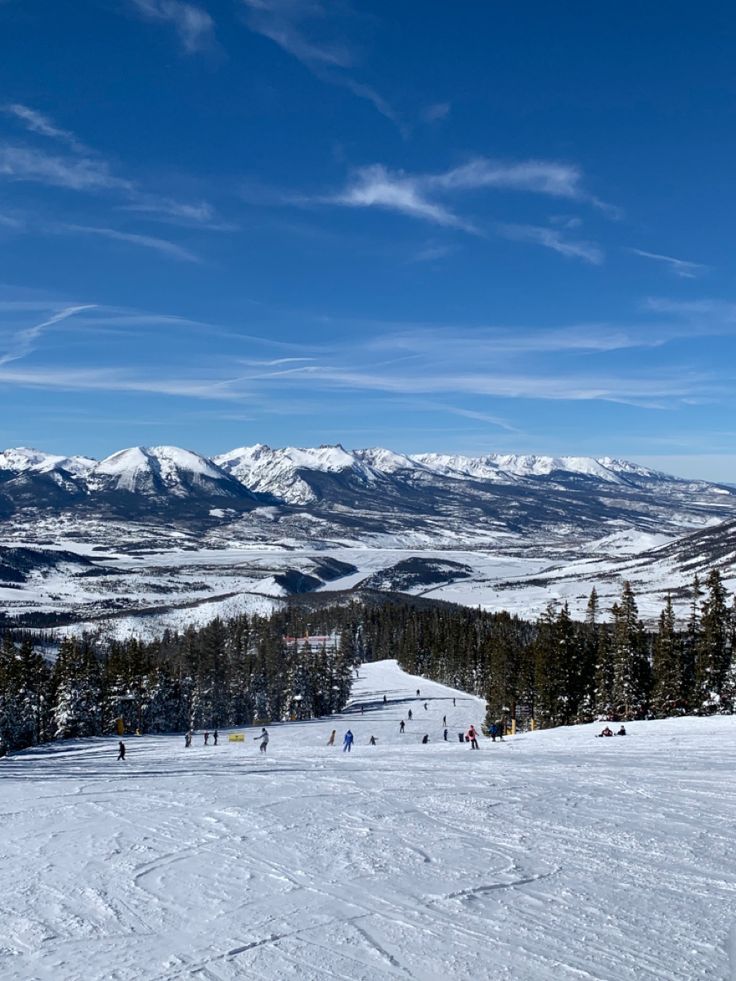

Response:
(629, 248), (706, 279)
(315, 159), (610, 258)
(497, 223), (604, 264)
(0, 304), (96, 367)
(129, 0), (215, 52)
(0, 144), (132, 191)
(240, 0), (403, 130)
(2, 104), (89, 153)
(58, 224), (201, 262)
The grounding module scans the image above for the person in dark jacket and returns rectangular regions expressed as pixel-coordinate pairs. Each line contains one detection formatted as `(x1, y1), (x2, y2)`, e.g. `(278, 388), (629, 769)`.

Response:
(369, 735), (377, 745)
(117, 741), (126, 761)
(399, 720), (405, 733)
(421, 734), (429, 744)
(408, 709), (413, 721)
(213, 730), (218, 746)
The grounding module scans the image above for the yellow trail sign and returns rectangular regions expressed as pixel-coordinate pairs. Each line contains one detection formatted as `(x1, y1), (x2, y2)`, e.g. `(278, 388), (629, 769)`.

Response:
(228, 734), (245, 742)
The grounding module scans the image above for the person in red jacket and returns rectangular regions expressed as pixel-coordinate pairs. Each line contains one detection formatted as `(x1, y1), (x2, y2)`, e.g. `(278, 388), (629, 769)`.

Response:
(467, 725), (479, 750)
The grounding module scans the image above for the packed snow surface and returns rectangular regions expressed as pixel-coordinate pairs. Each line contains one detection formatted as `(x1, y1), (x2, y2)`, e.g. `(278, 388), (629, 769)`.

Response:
(2, 660), (735, 980)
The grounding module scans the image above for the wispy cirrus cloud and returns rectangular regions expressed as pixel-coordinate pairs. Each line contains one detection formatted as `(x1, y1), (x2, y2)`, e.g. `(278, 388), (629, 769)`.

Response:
(310, 159), (608, 260)
(57, 224), (201, 263)
(240, 0), (403, 131)
(2, 103), (89, 153)
(497, 223), (604, 264)
(0, 304), (96, 367)
(1, 104), (228, 234)
(629, 248), (706, 279)
(0, 143), (132, 192)
(128, 0), (215, 53)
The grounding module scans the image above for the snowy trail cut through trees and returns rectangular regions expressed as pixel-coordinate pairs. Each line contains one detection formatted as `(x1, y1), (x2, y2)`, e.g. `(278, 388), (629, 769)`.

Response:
(2, 660), (736, 980)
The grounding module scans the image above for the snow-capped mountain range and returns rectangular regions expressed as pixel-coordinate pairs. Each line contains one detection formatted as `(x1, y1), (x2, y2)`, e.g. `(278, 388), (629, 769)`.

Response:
(1, 441), (735, 634)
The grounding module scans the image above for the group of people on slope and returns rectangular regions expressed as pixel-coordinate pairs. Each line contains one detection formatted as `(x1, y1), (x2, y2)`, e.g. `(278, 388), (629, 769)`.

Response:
(597, 725), (627, 738)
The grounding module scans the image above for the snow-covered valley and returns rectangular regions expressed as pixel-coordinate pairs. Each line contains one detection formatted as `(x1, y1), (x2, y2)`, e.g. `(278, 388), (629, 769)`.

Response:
(2, 442), (736, 631)
(2, 659), (735, 980)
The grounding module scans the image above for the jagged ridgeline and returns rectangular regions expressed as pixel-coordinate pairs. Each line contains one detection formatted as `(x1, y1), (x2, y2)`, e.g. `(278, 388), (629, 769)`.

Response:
(1, 573), (735, 756)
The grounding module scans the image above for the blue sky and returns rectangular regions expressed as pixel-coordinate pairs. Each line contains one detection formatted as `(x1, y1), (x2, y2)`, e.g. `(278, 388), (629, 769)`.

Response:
(1, 1), (735, 480)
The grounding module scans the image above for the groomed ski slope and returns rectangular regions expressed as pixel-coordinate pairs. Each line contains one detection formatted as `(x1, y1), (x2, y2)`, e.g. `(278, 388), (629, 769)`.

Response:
(2, 660), (736, 981)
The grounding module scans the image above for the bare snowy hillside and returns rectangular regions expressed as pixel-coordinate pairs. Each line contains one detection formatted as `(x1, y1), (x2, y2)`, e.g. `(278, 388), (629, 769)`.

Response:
(1, 660), (734, 980)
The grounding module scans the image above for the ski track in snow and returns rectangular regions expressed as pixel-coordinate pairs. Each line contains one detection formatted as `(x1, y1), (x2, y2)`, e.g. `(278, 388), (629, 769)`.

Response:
(2, 660), (736, 980)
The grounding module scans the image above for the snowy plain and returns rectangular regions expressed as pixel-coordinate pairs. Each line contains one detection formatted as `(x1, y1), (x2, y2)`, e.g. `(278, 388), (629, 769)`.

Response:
(2, 660), (736, 980)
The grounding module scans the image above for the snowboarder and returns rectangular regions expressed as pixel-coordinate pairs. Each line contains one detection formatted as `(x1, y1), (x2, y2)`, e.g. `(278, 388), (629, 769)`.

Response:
(117, 741), (126, 761)
(399, 720), (405, 733)
(204, 731), (209, 746)
(443, 728), (448, 741)
(255, 727), (269, 753)
(327, 729), (336, 746)
(408, 709), (413, 721)
(343, 729), (354, 752)
(421, 734), (429, 744)
(213, 730), (218, 746)
(369, 735), (377, 746)
(467, 725), (479, 750)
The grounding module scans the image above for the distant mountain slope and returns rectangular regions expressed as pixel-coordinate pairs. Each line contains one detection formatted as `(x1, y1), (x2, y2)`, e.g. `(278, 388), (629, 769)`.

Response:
(1, 441), (735, 550)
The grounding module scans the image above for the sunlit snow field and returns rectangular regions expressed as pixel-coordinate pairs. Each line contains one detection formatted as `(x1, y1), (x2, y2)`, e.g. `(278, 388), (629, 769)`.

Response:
(2, 660), (735, 980)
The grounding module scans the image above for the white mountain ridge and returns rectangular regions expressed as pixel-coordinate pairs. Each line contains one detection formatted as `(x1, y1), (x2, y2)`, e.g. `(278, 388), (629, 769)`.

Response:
(0, 442), (724, 505)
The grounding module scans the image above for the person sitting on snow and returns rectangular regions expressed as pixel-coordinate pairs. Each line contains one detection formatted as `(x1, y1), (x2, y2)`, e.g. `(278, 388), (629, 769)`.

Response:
(616, 726), (627, 736)
(597, 726), (614, 737)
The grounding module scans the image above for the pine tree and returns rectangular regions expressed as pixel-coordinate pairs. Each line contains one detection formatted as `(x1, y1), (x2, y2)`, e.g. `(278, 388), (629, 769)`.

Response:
(650, 594), (683, 717)
(610, 582), (649, 720)
(695, 569), (731, 713)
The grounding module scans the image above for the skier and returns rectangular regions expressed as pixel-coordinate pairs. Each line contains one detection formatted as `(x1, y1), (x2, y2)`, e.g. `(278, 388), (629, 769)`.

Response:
(361, 705), (364, 715)
(255, 727), (269, 753)
(467, 725), (479, 750)
(421, 734), (429, 744)
(184, 733), (189, 748)
(442, 715), (447, 727)
(343, 729), (354, 752)
(443, 728), (448, 741)
(327, 729), (336, 746)
(399, 720), (405, 734)
(424, 702), (428, 711)
(453, 698), (456, 707)
(117, 740), (126, 761)
(213, 730), (218, 746)
(369, 735), (377, 746)
(416, 689), (420, 696)
(490, 723), (497, 742)
(204, 731), (209, 746)
(383, 695), (387, 704)
(408, 709), (413, 721)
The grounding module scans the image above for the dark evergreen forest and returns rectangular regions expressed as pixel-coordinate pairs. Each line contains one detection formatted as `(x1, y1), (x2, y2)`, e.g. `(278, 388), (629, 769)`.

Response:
(1, 570), (735, 756)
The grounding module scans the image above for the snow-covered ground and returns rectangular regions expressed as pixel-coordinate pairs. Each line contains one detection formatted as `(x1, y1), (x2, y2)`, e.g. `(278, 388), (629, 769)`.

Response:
(2, 660), (736, 980)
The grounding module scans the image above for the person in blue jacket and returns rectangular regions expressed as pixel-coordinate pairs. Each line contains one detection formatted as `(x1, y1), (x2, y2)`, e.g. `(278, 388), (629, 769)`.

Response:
(343, 729), (354, 752)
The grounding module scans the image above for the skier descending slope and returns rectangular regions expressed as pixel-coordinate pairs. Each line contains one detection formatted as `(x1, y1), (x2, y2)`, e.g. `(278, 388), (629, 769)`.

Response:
(116, 741), (126, 761)
(254, 728), (269, 754)
(343, 730), (354, 753)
